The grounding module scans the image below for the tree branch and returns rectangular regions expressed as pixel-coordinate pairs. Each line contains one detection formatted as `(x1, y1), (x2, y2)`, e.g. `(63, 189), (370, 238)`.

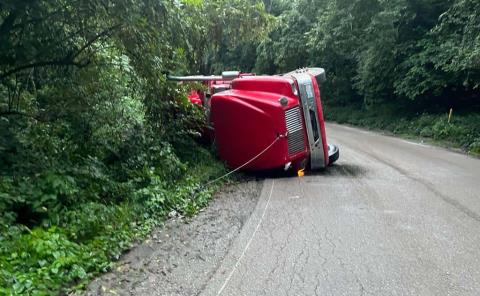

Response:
(0, 60), (89, 81)
(69, 24), (122, 60)
(0, 110), (41, 121)
(0, 24), (121, 80)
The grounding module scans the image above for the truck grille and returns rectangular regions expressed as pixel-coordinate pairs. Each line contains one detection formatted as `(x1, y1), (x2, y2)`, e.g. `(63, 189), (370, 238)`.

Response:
(285, 106), (305, 155)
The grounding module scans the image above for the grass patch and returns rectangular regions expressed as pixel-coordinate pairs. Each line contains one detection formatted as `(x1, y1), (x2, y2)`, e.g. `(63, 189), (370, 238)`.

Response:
(324, 103), (480, 156)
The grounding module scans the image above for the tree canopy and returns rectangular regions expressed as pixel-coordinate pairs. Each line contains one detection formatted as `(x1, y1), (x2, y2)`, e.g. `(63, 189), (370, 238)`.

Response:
(254, 0), (479, 108)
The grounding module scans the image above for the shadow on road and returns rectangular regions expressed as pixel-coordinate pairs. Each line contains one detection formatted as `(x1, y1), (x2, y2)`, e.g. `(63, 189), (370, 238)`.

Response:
(309, 163), (367, 178)
(240, 168), (295, 180)
(239, 163), (367, 180)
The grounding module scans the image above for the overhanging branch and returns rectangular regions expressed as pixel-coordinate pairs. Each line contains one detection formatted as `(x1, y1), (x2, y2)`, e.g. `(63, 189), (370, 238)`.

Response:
(0, 24), (122, 80)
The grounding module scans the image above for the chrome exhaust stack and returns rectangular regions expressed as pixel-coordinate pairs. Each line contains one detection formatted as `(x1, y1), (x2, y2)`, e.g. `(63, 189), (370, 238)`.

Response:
(167, 71), (240, 82)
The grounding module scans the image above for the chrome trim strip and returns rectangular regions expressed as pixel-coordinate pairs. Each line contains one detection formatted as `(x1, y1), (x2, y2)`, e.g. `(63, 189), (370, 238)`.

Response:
(288, 71), (326, 169)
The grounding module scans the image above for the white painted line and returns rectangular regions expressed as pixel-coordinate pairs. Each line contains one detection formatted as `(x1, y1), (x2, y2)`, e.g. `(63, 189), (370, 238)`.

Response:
(401, 139), (429, 148)
(217, 179), (275, 295)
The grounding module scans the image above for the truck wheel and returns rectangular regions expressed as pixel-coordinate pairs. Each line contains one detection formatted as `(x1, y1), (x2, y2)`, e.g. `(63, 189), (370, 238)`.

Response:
(328, 144), (339, 165)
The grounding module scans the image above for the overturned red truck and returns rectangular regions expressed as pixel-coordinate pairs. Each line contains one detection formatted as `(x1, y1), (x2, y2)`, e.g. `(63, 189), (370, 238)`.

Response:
(168, 68), (339, 172)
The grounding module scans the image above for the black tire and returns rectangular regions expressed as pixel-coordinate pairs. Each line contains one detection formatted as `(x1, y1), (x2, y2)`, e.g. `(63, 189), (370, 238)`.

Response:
(328, 144), (339, 165)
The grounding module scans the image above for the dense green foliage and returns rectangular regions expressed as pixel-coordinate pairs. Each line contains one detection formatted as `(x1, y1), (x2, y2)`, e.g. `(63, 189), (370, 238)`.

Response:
(253, 0), (480, 103)
(251, 0), (480, 152)
(0, 0), (270, 294)
(325, 104), (480, 154)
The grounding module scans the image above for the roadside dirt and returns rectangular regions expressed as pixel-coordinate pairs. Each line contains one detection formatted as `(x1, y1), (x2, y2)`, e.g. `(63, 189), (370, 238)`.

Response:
(83, 180), (263, 296)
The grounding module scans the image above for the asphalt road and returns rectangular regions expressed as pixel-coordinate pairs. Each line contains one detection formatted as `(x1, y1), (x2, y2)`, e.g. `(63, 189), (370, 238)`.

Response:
(201, 123), (480, 296)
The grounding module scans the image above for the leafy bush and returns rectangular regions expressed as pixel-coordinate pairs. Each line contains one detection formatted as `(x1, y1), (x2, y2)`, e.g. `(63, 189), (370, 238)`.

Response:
(0, 141), (226, 294)
(0, 227), (104, 295)
(469, 140), (480, 155)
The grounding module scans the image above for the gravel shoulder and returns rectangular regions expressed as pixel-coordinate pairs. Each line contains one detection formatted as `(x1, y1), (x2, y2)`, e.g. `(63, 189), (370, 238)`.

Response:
(83, 180), (263, 296)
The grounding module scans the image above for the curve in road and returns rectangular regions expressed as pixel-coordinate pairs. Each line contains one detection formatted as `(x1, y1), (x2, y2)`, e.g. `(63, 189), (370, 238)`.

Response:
(202, 123), (480, 296)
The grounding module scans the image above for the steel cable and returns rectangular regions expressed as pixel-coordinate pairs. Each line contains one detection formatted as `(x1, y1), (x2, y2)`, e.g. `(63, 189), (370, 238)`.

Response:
(202, 135), (281, 188)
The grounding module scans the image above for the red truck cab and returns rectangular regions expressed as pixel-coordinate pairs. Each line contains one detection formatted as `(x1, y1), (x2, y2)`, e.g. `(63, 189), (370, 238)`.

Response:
(170, 68), (339, 171)
(211, 68), (338, 171)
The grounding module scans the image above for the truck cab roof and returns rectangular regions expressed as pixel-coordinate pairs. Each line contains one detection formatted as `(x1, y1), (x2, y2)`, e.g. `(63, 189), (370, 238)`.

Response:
(232, 76), (297, 99)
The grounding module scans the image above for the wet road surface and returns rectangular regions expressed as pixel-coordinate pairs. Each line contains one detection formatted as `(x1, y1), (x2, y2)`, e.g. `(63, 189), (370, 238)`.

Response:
(201, 123), (480, 296)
